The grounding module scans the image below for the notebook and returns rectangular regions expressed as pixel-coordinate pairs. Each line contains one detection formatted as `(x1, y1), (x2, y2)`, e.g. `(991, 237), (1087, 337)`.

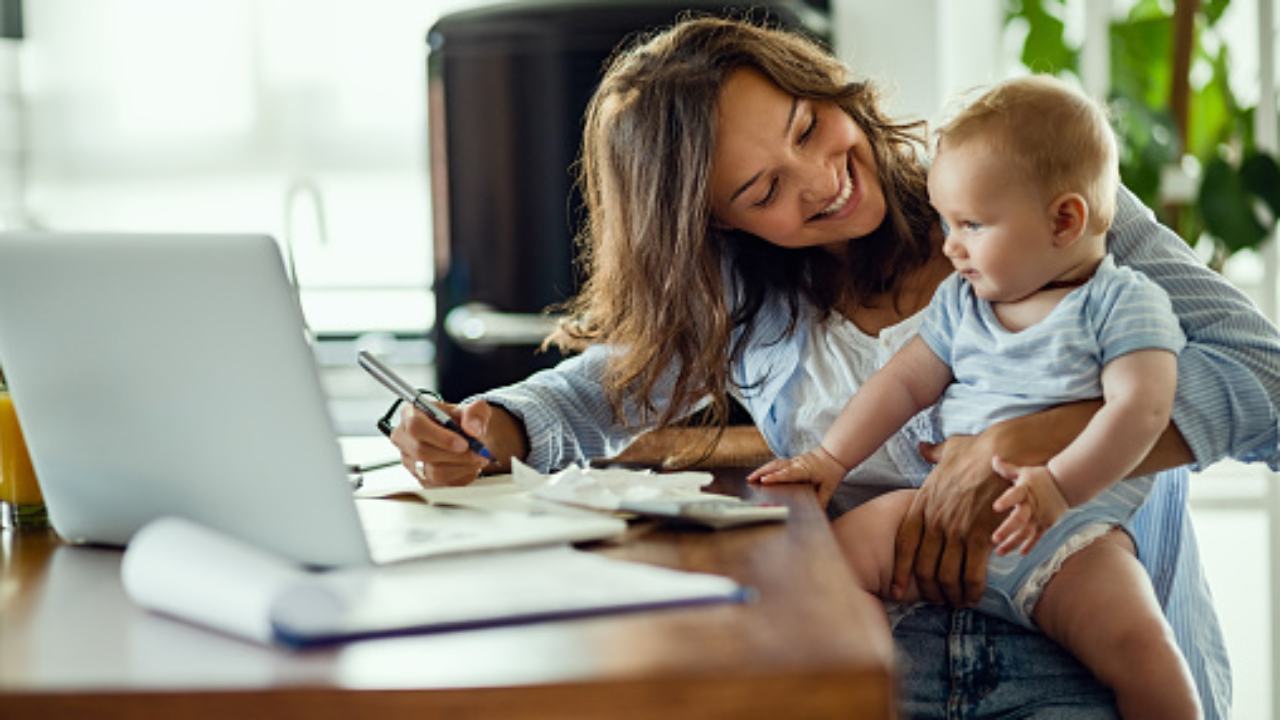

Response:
(122, 516), (747, 647)
(0, 232), (624, 566)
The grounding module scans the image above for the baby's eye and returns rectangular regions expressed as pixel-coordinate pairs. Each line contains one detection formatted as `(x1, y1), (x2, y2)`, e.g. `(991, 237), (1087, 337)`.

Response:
(939, 218), (951, 236)
(962, 220), (983, 232)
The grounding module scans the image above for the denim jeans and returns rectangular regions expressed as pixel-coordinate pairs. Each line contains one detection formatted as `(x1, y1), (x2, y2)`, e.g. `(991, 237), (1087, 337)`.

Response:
(893, 605), (1118, 719)
(829, 475), (1230, 719)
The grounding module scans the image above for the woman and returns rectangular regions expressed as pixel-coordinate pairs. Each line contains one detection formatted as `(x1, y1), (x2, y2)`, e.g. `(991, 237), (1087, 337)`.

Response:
(392, 17), (1279, 718)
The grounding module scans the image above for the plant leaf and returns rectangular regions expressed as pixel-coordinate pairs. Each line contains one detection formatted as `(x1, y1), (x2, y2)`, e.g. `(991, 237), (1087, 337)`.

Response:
(1203, 0), (1231, 25)
(1110, 15), (1172, 108)
(1188, 52), (1231, 158)
(1019, 0), (1077, 73)
(1241, 151), (1280, 222)
(1198, 156), (1269, 253)
(1129, 0), (1169, 21)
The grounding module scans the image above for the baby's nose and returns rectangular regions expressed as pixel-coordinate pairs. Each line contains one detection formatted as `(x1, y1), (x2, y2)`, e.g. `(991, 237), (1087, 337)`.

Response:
(942, 233), (964, 258)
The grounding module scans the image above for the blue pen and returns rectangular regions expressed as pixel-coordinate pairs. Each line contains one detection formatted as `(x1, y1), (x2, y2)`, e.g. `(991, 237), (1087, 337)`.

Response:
(357, 350), (495, 461)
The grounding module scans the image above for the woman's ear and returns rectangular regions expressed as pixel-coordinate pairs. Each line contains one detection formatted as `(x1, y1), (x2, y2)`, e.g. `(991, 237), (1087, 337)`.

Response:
(1049, 193), (1089, 248)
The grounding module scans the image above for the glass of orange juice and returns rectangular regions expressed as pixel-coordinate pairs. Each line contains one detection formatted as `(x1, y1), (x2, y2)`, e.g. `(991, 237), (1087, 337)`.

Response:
(0, 385), (47, 529)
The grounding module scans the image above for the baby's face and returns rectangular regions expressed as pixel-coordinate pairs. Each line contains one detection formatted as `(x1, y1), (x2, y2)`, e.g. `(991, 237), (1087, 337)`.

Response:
(927, 140), (1059, 303)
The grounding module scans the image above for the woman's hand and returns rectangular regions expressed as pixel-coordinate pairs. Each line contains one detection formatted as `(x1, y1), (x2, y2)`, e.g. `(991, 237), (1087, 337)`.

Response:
(890, 401), (1106, 606)
(891, 399), (1190, 607)
(389, 400), (528, 487)
(890, 434), (1009, 607)
(749, 446), (847, 508)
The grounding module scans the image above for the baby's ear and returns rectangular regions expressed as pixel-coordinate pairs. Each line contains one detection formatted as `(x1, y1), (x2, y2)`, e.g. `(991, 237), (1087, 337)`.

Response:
(1049, 193), (1088, 247)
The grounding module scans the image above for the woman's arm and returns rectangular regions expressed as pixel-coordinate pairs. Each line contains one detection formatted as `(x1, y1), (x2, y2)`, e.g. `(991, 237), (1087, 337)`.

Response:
(476, 344), (689, 471)
(391, 344), (675, 485)
(611, 425), (773, 468)
(1110, 186), (1280, 469)
(990, 400), (1195, 476)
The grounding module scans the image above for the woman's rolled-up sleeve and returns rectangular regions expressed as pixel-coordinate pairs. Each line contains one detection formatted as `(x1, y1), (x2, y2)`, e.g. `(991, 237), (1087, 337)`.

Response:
(474, 344), (681, 472)
(1109, 186), (1280, 470)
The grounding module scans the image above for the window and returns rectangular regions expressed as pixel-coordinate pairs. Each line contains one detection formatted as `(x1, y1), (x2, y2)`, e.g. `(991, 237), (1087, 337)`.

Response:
(14, 0), (483, 335)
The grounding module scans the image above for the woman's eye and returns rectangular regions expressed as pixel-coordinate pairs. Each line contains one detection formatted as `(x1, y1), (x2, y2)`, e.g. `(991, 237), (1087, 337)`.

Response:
(753, 178), (779, 208)
(798, 113), (818, 144)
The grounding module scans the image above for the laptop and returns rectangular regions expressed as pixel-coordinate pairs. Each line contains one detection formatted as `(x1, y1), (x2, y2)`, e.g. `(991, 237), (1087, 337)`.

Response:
(0, 232), (623, 566)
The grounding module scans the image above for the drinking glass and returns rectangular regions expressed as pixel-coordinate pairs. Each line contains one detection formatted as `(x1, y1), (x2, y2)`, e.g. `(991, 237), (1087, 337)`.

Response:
(0, 388), (47, 529)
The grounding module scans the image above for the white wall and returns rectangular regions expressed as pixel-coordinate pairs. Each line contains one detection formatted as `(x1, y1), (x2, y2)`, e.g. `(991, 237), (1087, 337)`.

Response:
(832, 0), (1004, 125)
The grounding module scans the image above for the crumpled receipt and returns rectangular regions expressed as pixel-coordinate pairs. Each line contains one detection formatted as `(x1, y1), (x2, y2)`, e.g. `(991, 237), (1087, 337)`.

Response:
(511, 457), (714, 512)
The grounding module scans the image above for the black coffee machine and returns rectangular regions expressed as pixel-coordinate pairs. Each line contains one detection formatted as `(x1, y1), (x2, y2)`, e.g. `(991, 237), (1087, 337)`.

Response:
(428, 0), (829, 399)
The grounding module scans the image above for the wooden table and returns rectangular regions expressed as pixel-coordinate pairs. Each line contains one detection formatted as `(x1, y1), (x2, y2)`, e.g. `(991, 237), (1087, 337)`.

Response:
(0, 468), (895, 719)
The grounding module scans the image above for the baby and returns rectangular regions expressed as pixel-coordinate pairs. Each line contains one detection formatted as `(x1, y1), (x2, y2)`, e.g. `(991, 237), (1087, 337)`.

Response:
(751, 75), (1199, 719)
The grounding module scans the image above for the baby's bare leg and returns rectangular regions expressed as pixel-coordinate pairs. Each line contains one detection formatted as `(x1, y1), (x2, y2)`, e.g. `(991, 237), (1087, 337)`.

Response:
(830, 489), (919, 601)
(1032, 529), (1200, 720)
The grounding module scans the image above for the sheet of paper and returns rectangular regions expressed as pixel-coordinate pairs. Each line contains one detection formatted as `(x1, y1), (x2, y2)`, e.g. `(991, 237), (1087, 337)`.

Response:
(343, 436), (526, 507)
(355, 498), (625, 564)
(351, 459), (524, 499)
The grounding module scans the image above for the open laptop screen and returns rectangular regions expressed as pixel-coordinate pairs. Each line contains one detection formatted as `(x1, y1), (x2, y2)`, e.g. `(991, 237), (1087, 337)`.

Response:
(0, 233), (371, 565)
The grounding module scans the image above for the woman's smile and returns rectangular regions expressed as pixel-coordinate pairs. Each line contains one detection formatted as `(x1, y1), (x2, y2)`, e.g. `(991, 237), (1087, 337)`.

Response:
(809, 153), (859, 222)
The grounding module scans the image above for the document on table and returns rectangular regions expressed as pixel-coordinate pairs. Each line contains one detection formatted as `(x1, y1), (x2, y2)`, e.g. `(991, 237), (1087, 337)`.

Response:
(351, 458), (789, 529)
(353, 460), (538, 511)
(122, 517), (749, 647)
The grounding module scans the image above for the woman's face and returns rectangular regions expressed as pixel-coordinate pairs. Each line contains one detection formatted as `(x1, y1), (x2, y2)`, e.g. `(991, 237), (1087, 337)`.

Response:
(709, 68), (886, 252)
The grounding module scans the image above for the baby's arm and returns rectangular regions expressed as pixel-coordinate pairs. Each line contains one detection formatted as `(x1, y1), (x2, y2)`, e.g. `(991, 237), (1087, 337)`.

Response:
(991, 348), (1178, 554)
(751, 336), (953, 506)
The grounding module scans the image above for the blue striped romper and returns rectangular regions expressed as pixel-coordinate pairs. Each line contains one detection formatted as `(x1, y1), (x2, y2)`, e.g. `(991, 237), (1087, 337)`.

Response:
(914, 254), (1186, 626)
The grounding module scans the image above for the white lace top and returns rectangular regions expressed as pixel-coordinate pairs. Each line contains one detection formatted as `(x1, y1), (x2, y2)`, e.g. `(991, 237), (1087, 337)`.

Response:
(782, 309), (933, 489)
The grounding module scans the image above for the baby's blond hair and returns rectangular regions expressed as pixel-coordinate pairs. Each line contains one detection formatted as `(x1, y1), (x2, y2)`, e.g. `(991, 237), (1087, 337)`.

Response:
(936, 75), (1119, 234)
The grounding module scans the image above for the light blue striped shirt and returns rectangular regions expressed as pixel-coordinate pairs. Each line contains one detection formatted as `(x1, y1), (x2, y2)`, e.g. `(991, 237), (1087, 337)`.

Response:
(478, 187), (1279, 718)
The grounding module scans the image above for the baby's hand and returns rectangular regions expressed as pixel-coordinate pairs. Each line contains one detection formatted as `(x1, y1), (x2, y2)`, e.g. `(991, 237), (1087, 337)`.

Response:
(989, 457), (1070, 555)
(748, 447), (847, 508)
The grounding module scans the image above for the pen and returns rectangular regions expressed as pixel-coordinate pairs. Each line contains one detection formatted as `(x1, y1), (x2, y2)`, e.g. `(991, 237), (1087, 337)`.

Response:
(356, 350), (495, 461)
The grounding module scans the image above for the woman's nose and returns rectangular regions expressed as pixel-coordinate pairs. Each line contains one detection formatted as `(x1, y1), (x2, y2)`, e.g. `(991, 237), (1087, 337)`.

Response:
(798, 161), (840, 204)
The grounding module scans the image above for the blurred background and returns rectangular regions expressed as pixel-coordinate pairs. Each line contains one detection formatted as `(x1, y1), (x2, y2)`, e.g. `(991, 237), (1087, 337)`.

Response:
(0, 0), (1275, 715)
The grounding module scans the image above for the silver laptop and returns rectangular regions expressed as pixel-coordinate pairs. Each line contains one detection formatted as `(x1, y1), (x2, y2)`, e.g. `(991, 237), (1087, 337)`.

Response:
(0, 232), (622, 566)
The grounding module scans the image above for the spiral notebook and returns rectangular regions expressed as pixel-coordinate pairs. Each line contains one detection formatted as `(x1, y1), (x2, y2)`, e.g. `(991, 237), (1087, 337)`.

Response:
(123, 517), (750, 647)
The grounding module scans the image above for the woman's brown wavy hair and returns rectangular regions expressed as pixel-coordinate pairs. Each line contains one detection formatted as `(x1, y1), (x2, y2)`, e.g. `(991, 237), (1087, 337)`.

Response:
(547, 16), (936, 463)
